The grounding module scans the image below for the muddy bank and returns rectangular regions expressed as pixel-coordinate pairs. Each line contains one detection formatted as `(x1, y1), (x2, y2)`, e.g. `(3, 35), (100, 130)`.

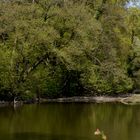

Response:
(42, 94), (140, 105)
(1, 94), (140, 105)
(0, 101), (11, 107)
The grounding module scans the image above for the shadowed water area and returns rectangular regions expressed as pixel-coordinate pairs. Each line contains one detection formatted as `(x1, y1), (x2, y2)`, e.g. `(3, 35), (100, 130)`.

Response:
(0, 103), (140, 140)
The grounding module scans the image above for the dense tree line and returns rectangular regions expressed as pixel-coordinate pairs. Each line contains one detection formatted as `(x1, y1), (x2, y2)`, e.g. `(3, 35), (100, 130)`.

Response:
(0, 0), (140, 100)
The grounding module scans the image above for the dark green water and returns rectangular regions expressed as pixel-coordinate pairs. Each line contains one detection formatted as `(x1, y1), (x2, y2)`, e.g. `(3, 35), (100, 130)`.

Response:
(0, 103), (140, 140)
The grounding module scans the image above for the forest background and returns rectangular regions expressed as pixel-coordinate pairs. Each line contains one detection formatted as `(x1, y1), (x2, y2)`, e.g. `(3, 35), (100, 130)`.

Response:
(0, 0), (140, 101)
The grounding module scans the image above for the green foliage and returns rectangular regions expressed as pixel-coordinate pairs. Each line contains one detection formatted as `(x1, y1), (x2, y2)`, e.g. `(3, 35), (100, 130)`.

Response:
(0, 0), (139, 100)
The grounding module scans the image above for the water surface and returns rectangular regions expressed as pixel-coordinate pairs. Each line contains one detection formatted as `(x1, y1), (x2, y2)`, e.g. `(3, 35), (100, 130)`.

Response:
(0, 103), (140, 140)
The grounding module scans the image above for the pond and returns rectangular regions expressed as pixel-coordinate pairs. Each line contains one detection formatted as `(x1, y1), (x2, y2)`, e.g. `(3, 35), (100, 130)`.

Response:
(0, 103), (140, 140)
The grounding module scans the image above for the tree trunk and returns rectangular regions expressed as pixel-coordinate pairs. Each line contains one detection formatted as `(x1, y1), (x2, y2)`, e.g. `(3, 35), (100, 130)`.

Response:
(37, 88), (41, 104)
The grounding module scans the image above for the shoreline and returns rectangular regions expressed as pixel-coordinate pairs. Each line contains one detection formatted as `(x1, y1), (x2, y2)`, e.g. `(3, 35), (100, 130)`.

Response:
(1, 94), (140, 106)
(43, 96), (121, 103)
(41, 95), (138, 104)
